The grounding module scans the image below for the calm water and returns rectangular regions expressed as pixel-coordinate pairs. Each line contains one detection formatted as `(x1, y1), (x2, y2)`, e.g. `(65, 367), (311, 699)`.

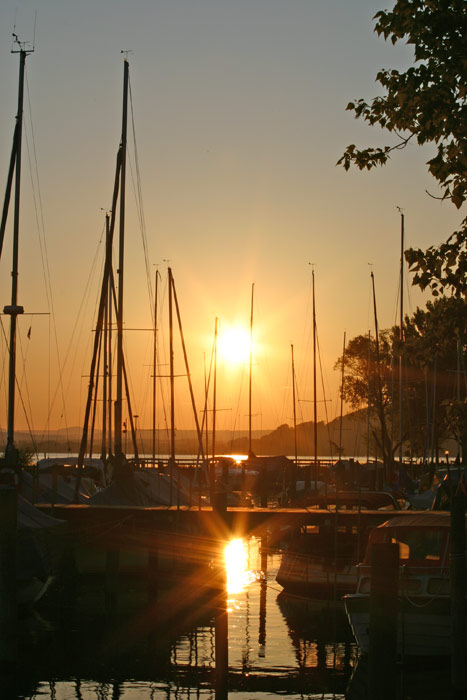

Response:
(9, 539), (354, 700)
(7, 538), (454, 700)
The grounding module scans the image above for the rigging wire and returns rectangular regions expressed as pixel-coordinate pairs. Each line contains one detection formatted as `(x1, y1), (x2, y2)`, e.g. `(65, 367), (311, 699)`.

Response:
(39, 223), (107, 445)
(128, 78), (154, 323)
(316, 328), (334, 459)
(0, 317), (38, 457)
(229, 361), (246, 449)
(16, 320), (36, 447)
(24, 70), (71, 445)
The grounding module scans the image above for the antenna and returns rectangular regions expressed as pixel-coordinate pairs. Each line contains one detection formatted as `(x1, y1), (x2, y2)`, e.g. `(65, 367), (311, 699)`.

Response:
(11, 30), (34, 55)
(120, 50), (133, 60)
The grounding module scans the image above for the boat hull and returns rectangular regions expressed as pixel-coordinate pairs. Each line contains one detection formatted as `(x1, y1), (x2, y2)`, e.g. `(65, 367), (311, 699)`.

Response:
(277, 550), (357, 599)
(344, 593), (463, 657)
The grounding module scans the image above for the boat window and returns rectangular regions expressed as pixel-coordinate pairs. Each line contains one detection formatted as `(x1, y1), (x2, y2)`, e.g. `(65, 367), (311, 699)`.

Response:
(390, 529), (444, 564)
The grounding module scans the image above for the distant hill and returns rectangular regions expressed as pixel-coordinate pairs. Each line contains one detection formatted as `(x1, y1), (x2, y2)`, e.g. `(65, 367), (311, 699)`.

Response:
(3, 412), (373, 458)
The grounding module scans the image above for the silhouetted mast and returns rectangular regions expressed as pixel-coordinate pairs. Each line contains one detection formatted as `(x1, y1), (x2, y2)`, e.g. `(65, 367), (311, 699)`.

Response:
(168, 267), (175, 461)
(152, 269), (159, 465)
(312, 269), (317, 488)
(2, 39), (32, 469)
(114, 58), (129, 461)
(371, 271), (390, 483)
(291, 344), (298, 466)
(248, 283), (254, 456)
(399, 209), (404, 462)
(212, 317), (218, 460)
(339, 331), (346, 458)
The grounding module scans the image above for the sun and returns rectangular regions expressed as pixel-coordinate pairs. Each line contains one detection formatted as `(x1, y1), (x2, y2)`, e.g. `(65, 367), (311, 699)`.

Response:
(218, 326), (251, 365)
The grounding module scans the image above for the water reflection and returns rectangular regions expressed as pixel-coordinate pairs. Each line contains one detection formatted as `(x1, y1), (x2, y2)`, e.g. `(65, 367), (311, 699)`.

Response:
(10, 537), (359, 700)
(224, 538), (258, 595)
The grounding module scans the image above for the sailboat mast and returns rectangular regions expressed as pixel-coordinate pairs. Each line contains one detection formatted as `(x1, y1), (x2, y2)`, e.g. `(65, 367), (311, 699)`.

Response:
(248, 283), (254, 456)
(168, 267), (175, 460)
(371, 271), (390, 483)
(152, 270), (159, 466)
(114, 58), (129, 460)
(399, 211), (404, 463)
(5, 47), (27, 465)
(212, 317), (218, 460)
(101, 213), (110, 460)
(312, 269), (318, 486)
(291, 344), (298, 466)
(339, 331), (346, 458)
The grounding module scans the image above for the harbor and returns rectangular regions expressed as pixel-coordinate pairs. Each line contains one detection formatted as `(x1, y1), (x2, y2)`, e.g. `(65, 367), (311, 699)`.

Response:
(1, 1), (467, 699)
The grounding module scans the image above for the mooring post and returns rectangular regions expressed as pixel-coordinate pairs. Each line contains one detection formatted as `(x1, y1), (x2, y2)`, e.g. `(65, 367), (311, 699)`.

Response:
(258, 536), (268, 655)
(214, 542), (228, 700)
(0, 486), (17, 665)
(368, 541), (399, 700)
(451, 494), (466, 691)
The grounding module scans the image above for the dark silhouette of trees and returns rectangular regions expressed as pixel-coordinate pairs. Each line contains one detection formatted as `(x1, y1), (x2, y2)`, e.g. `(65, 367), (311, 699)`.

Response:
(338, 1), (466, 297)
(337, 297), (467, 463)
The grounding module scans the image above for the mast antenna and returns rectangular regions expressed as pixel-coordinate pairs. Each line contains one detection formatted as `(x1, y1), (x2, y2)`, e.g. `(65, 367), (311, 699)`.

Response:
(11, 31), (34, 55)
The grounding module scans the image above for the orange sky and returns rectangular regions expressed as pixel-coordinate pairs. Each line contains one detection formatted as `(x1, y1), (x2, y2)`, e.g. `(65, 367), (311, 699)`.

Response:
(0, 1), (463, 445)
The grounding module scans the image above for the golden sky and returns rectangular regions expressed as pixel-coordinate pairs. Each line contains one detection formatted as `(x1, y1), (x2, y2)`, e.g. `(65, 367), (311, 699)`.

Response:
(0, 1), (462, 444)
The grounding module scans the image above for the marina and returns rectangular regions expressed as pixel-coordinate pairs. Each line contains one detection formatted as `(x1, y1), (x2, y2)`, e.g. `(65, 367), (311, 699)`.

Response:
(1, 2), (466, 699)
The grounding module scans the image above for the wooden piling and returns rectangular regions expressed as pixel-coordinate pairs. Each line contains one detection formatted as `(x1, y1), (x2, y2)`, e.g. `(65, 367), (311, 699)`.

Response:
(368, 541), (399, 700)
(0, 486), (17, 664)
(214, 548), (228, 700)
(450, 495), (466, 691)
(259, 536), (268, 653)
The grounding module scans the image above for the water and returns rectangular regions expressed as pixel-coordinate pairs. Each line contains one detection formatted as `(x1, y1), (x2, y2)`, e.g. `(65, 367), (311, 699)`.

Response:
(9, 539), (354, 700)
(6, 538), (454, 700)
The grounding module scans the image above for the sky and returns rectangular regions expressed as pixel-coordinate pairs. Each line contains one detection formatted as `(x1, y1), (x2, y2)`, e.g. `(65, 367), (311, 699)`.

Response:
(0, 0), (463, 448)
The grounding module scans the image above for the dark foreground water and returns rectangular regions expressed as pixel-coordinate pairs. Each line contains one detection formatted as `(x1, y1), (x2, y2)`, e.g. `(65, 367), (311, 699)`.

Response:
(6, 538), (456, 700)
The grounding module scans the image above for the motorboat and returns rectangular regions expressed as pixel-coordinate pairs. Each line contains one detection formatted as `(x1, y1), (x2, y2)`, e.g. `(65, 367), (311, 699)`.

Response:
(344, 511), (464, 656)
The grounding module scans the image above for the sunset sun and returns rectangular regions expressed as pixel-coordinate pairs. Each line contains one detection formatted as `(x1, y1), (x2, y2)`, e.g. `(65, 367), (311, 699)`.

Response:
(218, 326), (251, 365)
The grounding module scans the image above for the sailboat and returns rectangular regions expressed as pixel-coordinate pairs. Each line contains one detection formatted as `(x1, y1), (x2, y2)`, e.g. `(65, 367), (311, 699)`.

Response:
(0, 36), (65, 605)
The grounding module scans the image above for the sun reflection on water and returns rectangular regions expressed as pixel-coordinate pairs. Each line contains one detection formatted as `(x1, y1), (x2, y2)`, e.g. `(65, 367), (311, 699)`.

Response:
(224, 538), (256, 595)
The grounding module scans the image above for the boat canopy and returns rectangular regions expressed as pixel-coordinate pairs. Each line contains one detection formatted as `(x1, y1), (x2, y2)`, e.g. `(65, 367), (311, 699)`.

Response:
(362, 512), (464, 567)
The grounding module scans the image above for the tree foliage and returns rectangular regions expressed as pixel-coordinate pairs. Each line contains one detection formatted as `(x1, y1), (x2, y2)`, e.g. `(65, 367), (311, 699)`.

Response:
(339, 0), (467, 299)
(338, 0), (467, 209)
(338, 296), (467, 461)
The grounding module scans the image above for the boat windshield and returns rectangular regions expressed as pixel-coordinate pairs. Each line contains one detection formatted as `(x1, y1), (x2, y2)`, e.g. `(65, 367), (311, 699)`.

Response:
(365, 527), (447, 567)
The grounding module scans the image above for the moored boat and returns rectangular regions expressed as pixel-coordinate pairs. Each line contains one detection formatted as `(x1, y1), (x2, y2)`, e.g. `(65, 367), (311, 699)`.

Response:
(276, 491), (402, 599)
(344, 511), (465, 656)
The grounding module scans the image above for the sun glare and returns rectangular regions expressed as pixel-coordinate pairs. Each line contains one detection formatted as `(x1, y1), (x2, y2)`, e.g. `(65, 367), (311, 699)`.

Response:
(225, 538), (251, 594)
(218, 326), (251, 365)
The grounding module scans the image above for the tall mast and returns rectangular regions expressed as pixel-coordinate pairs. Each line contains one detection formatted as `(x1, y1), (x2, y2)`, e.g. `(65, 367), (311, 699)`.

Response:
(107, 237), (113, 458)
(168, 267), (175, 461)
(366, 330), (371, 463)
(212, 317), (218, 460)
(371, 271), (390, 483)
(3, 42), (31, 468)
(291, 344), (298, 466)
(101, 212), (110, 460)
(114, 58), (129, 460)
(339, 331), (346, 458)
(152, 270), (159, 465)
(399, 210), (404, 463)
(312, 269), (317, 487)
(248, 283), (254, 456)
